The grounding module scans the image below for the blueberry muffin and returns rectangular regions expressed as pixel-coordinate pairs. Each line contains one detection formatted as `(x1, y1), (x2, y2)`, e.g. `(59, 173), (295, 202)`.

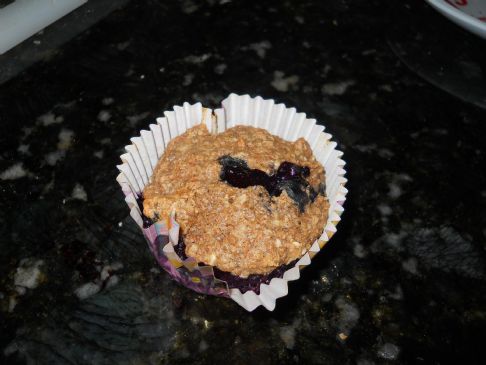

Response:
(142, 123), (329, 282)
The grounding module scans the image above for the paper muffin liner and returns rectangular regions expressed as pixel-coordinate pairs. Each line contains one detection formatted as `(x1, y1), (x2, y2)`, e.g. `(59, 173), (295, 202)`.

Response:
(116, 94), (348, 311)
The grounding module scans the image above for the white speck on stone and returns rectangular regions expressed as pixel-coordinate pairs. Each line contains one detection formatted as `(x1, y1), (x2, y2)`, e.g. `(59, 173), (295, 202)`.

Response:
(295, 15), (304, 24)
(102, 97), (114, 105)
(357, 359), (375, 365)
(8, 297), (17, 312)
(214, 63), (227, 74)
(118, 221), (123, 227)
(37, 112), (59, 126)
(303, 85), (313, 93)
(402, 257), (419, 275)
(279, 325), (297, 349)
(72, 183), (87, 201)
(337, 332), (348, 342)
(203, 319), (210, 329)
(57, 100), (77, 109)
(14, 259), (44, 289)
(353, 243), (367, 258)
(378, 148), (394, 158)
(0, 163), (27, 180)
(21, 126), (34, 139)
(117, 41), (131, 51)
(340, 277), (352, 285)
(354, 143), (377, 153)
(184, 53), (211, 63)
(245, 41), (272, 58)
(45, 151), (65, 166)
(100, 265), (111, 281)
(127, 112), (150, 127)
(322, 80), (355, 95)
(17, 144), (30, 154)
(93, 150), (104, 159)
(388, 285), (404, 300)
(377, 343), (400, 360)
(181, 0), (199, 14)
(111, 262), (124, 271)
(42, 179), (54, 194)
(379, 84), (393, 92)
(183, 73), (194, 86)
(271, 71), (299, 92)
(100, 137), (111, 145)
(388, 183), (402, 199)
(75, 282), (101, 300)
(433, 128), (448, 135)
(335, 297), (360, 336)
(362, 49), (376, 56)
(377, 204), (392, 216)
(322, 293), (333, 302)
(3, 342), (19, 356)
(57, 129), (74, 150)
(384, 232), (407, 248)
(97, 110), (111, 122)
(106, 275), (119, 288)
(198, 339), (209, 352)
(397, 173), (413, 182)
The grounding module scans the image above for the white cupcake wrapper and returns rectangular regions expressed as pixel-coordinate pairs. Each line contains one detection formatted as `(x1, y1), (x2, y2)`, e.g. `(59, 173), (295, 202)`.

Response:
(116, 93), (347, 311)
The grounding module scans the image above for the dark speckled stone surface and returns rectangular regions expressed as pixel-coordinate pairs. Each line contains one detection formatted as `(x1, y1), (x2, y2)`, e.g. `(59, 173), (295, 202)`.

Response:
(1, 0), (486, 364)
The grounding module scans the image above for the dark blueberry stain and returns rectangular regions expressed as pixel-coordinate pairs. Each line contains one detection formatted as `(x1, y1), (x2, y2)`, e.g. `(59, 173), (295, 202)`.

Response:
(173, 238), (296, 295)
(61, 240), (100, 282)
(137, 196), (158, 228)
(173, 236), (188, 260)
(218, 155), (324, 212)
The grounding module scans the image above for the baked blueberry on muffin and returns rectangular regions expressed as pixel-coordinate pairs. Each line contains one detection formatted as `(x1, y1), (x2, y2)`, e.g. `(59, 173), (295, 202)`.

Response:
(142, 123), (329, 291)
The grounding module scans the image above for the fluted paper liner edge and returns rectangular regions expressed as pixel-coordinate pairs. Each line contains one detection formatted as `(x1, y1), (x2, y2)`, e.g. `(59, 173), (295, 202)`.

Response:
(116, 93), (348, 311)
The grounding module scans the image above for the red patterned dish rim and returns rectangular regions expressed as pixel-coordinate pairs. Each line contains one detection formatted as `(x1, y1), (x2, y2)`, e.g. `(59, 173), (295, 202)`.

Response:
(426, 0), (486, 39)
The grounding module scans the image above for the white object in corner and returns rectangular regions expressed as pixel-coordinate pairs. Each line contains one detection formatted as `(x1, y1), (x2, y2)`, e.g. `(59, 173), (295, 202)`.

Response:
(426, 0), (486, 39)
(0, 0), (87, 55)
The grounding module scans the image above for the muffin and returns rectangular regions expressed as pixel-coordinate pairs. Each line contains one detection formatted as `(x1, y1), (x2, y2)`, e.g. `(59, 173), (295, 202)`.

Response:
(142, 123), (329, 281)
(117, 94), (347, 311)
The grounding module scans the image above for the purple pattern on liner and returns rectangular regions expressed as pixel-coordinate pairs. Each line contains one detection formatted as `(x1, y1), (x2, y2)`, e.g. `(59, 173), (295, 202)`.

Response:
(143, 222), (230, 297)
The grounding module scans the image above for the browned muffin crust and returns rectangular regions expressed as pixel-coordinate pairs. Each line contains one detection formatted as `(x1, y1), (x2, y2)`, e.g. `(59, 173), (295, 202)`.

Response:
(143, 124), (329, 277)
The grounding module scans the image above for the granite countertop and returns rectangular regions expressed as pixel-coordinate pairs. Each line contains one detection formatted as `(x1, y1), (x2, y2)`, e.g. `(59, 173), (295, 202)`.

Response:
(1, 0), (486, 364)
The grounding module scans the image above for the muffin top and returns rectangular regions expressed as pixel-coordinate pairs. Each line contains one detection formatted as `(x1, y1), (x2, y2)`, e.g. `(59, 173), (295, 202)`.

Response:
(143, 123), (329, 277)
